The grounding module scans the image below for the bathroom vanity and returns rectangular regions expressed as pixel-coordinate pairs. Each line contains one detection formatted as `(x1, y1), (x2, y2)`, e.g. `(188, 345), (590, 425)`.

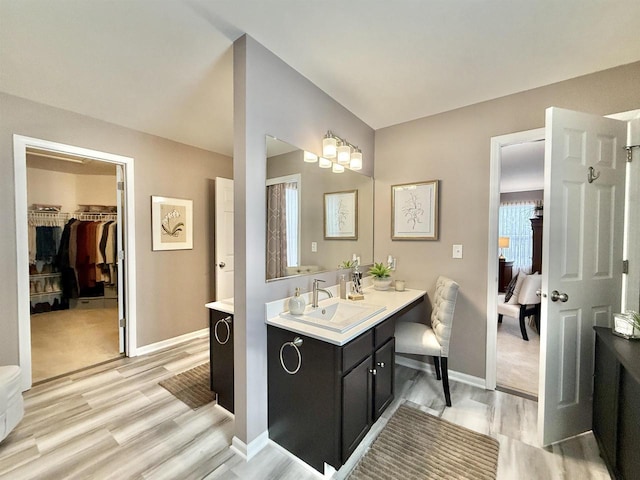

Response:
(205, 299), (234, 413)
(265, 287), (426, 473)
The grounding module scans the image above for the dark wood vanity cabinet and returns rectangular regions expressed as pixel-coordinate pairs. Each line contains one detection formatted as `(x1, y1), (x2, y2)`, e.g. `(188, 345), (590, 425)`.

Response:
(593, 327), (640, 479)
(209, 308), (234, 413)
(267, 311), (402, 472)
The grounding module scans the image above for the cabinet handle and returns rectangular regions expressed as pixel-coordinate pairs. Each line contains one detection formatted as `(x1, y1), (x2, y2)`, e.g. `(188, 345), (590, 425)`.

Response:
(376, 362), (385, 368)
(369, 368), (377, 376)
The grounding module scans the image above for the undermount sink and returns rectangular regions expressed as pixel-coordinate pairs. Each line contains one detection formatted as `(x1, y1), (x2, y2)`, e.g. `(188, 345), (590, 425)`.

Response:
(280, 297), (386, 333)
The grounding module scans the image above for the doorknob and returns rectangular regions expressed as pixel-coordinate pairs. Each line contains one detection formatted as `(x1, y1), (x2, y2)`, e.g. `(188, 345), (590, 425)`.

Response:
(550, 290), (569, 302)
(218, 262), (226, 268)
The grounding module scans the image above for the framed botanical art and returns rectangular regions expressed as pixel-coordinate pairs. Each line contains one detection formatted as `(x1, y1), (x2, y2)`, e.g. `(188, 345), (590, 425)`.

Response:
(324, 190), (358, 240)
(151, 196), (193, 250)
(391, 180), (439, 240)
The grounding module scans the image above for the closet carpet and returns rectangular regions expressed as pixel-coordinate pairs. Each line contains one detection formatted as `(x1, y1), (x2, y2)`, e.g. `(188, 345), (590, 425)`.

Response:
(31, 307), (121, 383)
(496, 315), (540, 398)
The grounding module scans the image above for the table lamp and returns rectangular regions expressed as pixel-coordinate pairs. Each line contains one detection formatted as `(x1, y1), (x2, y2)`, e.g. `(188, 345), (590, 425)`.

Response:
(498, 236), (510, 259)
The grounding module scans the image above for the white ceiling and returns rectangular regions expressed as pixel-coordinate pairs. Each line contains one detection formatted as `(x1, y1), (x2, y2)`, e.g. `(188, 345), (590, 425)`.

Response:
(2, 1), (640, 157)
(500, 141), (545, 193)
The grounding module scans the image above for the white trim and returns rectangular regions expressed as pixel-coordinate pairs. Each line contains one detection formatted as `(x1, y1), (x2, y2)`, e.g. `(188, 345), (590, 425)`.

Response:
(230, 430), (270, 460)
(486, 128), (545, 392)
(268, 440), (329, 478)
(395, 355), (486, 390)
(135, 328), (209, 356)
(13, 135), (137, 390)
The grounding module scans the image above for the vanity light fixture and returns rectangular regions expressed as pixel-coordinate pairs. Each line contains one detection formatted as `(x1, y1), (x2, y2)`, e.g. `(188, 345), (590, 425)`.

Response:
(318, 157), (332, 168)
(304, 151), (318, 163)
(322, 130), (363, 171)
(332, 163), (345, 173)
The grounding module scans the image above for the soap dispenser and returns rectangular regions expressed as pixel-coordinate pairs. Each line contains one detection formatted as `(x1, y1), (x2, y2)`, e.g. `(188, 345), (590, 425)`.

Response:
(289, 287), (306, 315)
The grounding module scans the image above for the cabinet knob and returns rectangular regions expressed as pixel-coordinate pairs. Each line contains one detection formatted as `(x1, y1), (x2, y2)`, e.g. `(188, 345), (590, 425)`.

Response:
(376, 362), (385, 368)
(369, 368), (377, 376)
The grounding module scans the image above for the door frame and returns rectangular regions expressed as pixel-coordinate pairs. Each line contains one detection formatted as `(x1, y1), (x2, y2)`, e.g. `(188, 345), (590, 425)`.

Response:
(485, 128), (545, 390)
(13, 134), (138, 390)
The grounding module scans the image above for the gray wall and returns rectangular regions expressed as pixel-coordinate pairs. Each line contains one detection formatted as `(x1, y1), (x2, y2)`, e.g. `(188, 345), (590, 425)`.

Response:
(233, 35), (375, 444)
(0, 93), (232, 366)
(375, 61), (640, 379)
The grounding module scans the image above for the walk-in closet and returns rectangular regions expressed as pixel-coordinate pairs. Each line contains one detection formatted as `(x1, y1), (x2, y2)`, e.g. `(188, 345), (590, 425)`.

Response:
(26, 147), (122, 383)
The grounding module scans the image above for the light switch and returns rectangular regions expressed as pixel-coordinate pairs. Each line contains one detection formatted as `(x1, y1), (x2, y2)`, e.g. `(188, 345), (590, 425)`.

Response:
(311, 241), (317, 252)
(452, 244), (463, 259)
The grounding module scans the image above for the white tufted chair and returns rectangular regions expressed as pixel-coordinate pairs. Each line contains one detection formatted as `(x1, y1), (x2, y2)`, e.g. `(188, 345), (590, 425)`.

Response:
(395, 276), (459, 406)
(0, 366), (24, 443)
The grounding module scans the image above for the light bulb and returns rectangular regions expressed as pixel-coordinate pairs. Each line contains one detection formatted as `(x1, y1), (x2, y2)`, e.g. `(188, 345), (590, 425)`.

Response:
(337, 143), (351, 164)
(323, 135), (337, 158)
(350, 149), (362, 170)
(332, 163), (344, 173)
(304, 151), (318, 163)
(318, 157), (332, 168)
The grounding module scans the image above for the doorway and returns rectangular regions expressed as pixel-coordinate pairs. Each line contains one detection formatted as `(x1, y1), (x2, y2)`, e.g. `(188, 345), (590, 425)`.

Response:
(495, 140), (545, 398)
(13, 135), (138, 390)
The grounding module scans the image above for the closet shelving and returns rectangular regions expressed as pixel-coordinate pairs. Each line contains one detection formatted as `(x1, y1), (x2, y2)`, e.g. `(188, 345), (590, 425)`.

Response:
(28, 208), (118, 310)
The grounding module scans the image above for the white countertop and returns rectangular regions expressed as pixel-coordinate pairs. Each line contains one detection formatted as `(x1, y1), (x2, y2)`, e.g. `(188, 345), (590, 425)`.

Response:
(265, 286), (426, 346)
(205, 298), (234, 315)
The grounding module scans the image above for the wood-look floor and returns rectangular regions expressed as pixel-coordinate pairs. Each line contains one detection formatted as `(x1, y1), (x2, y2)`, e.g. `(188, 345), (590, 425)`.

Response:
(496, 315), (540, 397)
(0, 334), (609, 479)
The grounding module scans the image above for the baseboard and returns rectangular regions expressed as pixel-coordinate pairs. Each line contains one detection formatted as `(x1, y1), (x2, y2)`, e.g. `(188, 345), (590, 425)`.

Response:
(395, 355), (486, 390)
(231, 430), (269, 461)
(135, 328), (209, 357)
(268, 440), (330, 478)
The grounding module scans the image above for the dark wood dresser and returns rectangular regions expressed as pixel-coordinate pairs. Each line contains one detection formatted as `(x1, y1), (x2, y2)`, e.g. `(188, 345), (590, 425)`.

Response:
(593, 327), (640, 479)
(498, 259), (514, 292)
(530, 217), (543, 273)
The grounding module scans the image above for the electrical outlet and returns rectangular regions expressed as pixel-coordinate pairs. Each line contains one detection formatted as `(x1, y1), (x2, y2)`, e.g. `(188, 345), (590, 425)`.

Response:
(311, 241), (317, 252)
(452, 244), (463, 259)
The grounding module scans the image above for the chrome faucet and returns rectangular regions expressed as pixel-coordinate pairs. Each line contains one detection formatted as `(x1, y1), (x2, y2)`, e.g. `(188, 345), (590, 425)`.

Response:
(312, 279), (333, 307)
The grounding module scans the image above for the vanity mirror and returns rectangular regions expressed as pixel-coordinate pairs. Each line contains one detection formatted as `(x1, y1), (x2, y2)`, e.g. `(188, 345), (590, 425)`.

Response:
(266, 136), (373, 281)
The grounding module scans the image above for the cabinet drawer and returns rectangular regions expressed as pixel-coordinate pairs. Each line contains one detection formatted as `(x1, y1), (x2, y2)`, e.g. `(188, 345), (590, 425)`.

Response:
(343, 331), (373, 372)
(374, 317), (396, 348)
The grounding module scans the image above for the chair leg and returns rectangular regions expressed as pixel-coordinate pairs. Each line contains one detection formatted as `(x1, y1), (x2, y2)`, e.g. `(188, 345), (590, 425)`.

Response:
(441, 357), (451, 407)
(433, 356), (441, 380)
(519, 311), (529, 341)
(498, 314), (503, 324)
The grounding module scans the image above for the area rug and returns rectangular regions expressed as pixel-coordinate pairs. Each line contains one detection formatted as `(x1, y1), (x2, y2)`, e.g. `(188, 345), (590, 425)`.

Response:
(348, 404), (499, 480)
(158, 362), (216, 410)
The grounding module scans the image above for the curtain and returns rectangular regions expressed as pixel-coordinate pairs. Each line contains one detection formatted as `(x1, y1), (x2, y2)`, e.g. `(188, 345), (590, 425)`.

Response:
(266, 183), (288, 280)
(499, 202), (536, 273)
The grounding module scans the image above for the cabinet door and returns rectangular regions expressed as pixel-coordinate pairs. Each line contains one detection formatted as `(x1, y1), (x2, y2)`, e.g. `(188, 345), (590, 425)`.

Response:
(373, 338), (395, 420)
(618, 368), (640, 480)
(210, 312), (234, 413)
(342, 356), (372, 463)
(592, 336), (619, 472)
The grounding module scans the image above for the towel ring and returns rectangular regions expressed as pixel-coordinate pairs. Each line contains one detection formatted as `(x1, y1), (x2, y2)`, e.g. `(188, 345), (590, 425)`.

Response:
(214, 317), (231, 345)
(279, 337), (303, 375)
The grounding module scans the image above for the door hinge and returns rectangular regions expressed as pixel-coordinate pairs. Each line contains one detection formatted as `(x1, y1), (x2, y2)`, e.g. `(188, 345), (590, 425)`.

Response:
(623, 260), (629, 274)
(118, 250), (125, 261)
(117, 181), (125, 191)
(119, 318), (126, 328)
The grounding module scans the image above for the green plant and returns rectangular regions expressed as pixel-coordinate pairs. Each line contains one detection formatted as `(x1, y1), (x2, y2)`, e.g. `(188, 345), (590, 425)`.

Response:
(338, 260), (356, 269)
(369, 262), (392, 279)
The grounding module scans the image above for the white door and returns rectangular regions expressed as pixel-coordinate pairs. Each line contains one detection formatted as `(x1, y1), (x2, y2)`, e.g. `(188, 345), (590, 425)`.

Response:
(215, 177), (234, 300)
(116, 165), (125, 353)
(538, 107), (627, 446)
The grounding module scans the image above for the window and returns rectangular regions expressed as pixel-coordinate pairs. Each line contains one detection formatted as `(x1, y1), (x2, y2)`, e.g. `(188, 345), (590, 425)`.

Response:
(499, 202), (535, 273)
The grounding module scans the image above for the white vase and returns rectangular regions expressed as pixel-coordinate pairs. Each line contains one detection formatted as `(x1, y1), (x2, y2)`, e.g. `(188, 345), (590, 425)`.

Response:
(373, 278), (393, 291)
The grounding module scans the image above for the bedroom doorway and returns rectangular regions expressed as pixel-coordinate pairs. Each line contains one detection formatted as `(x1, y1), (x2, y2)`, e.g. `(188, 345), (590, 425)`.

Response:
(13, 135), (137, 390)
